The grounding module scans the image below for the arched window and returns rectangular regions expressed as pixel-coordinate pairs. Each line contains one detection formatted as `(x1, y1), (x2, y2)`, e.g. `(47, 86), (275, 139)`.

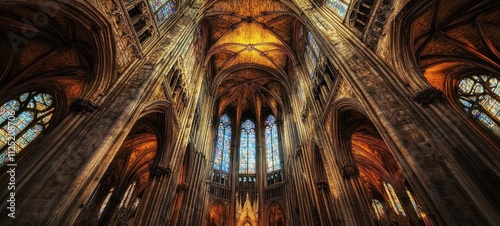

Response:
(119, 182), (136, 209)
(457, 74), (500, 136)
(371, 199), (385, 220)
(405, 188), (424, 218)
(326, 0), (351, 18)
(305, 32), (320, 79)
(0, 91), (54, 167)
(98, 187), (115, 219)
(239, 119), (256, 174)
(214, 114), (232, 173)
(148, 0), (177, 25)
(384, 182), (405, 216)
(265, 115), (281, 173)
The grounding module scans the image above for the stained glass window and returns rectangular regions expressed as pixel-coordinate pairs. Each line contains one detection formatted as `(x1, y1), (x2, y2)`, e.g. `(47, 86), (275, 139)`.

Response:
(239, 119), (256, 174)
(132, 198), (141, 211)
(148, 0), (176, 25)
(305, 32), (320, 79)
(384, 182), (405, 216)
(213, 114), (232, 173)
(457, 75), (500, 136)
(98, 187), (115, 218)
(326, 0), (351, 18)
(0, 91), (54, 167)
(371, 199), (384, 220)
(119, 182), (136, 209)
(405, 188), (423, 218)
(265, 115), (281, 173)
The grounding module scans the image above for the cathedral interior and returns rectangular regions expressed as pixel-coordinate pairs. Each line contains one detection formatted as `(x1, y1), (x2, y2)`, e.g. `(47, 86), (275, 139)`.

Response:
(0, 0), (499, 225)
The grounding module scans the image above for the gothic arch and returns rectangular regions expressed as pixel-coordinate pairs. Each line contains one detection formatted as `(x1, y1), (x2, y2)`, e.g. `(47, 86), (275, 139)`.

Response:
(0, 0), (114, 174)
(329, 99), (432, 225)
(0, 0), (115, 101)
(75, 110), (164, 225)
(395, 0), (500, 145)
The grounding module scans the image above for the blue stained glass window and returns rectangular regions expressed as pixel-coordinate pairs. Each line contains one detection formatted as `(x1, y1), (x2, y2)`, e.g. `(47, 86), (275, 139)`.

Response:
(148, 0), (176, 25)
(326, 0), (350, 18)
(305, 32), (320, 79)
(239, 119), (256, 174)
(457, 75), (500, 136)
(214, 114), (232, 172)
(384, 182), (405, 216)
(0, 91), (54, 167)
(371, 199), (384, 220)
(265, 115), (281, 173)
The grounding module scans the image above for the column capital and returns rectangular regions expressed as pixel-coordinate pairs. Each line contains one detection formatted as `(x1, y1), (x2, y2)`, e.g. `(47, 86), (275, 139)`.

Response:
(411, 87), (446, 107)
(340, 164), (359, 179)
(316, 181), (329, 190)
(151, 166), (171, 178)
(70, 98), (99, 116)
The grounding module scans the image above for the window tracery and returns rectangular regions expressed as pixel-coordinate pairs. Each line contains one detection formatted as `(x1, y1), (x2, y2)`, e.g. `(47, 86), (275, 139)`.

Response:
(98, 187), (115, 219)
(147, 0), (177, 25)
(119, 182), (136, 209)
(214, 114), (232, 173)
(239, 119), (256, 174)
(326, 0), (351, 18)
(0, 91), (54, 167)
(384, 182), (405, 216)
(371, 199), (384, 220)
(457, 74), (500, 136)
(305, 32), (320, 79)
(265, 115), (281, 173)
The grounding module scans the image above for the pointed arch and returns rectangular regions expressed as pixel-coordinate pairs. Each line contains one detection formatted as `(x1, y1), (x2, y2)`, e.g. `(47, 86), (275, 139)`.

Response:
(214, 113), (232, 173)
(265, 114), (281, 173)
(239, 119), (256, 174)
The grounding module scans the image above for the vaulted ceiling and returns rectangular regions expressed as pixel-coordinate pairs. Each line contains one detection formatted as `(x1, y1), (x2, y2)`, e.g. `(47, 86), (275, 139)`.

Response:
(412, 0), (500, 90)
(202, 0), (301, 118)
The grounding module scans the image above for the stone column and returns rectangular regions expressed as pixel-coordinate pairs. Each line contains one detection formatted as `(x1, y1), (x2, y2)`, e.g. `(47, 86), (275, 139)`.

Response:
(134, 166), (172, 225)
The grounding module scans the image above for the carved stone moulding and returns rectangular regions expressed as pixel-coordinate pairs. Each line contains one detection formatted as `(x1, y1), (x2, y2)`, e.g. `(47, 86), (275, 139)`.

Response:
(411, 87), (446, 107)
(316, 181), (329, 190)
(340, 164), (360, 179)
(151, 166), (172, 178)
(70, 99), (99, 116)
(176, 183), (189, 192)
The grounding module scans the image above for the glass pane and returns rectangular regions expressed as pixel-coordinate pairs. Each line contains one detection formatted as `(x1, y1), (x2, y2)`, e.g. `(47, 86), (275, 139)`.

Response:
(0, 92), (55, 167)
(214, 114), (232, 173)
(98, 188), (114, 219)
(0, 100), (20, 125)
(384, 183), (405, 216)
(239, 120), (256, 174)
(265, 115), (281, 173)
(457, 75), (500, 136)
(150, 0), (176, 25)
(326, 0), (350, 18)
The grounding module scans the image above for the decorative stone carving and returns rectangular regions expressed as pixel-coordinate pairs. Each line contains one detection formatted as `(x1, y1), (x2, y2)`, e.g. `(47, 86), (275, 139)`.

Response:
(111, 0), (144, 59)
(365, 0), (393, 50)
(176, 183), (189, 192)
(411, 87), (446, 107)
(340, 164), (359, 179)
(70, 99), (99, 115)
(151, 166), (172, 178)
(301, 107), (308, 121)
(316, 181), (329, 190)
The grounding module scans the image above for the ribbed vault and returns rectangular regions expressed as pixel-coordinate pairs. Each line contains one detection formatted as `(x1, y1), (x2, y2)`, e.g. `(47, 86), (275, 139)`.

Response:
(203, 0), (300, 117)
